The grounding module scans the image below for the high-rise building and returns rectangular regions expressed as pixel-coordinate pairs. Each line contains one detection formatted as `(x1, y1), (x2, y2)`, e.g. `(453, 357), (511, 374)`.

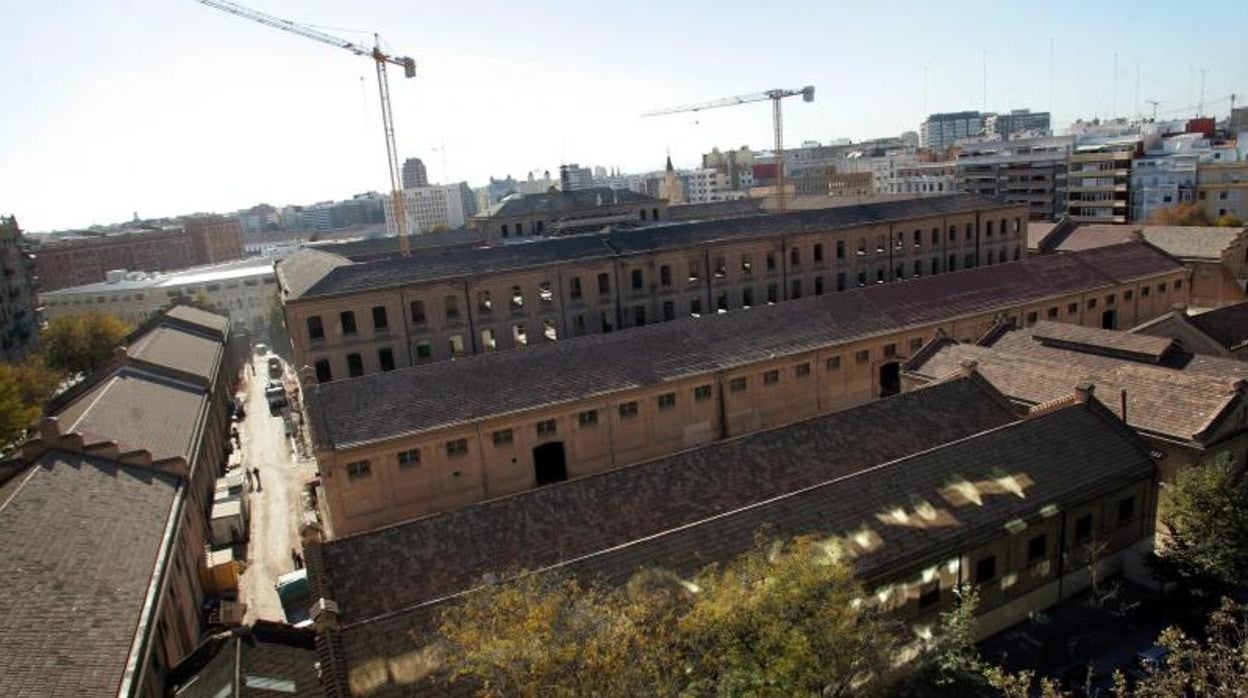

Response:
(0, 216), (39, 361)
(984, 109), (1052, 139)
(386, 182), (478, 234)
(401, 157), (429, 189)
(559, 163), (593, 191)
(919, 111), (986, 150)
(955, 136), (1074, 220)
(1066, 138), (1139, 223)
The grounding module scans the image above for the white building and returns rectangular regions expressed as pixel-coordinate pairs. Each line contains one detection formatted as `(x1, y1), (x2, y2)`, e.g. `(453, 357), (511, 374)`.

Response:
(41, 259), (278, 334)
(386, 182), (476, 235)
(681, 168), (745, 203)
(559, 164), (594, 191)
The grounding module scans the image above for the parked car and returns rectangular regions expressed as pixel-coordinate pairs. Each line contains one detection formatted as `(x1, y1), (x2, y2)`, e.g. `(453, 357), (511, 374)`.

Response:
(267, 356), (283, 379)
(265, 381), (287, 409)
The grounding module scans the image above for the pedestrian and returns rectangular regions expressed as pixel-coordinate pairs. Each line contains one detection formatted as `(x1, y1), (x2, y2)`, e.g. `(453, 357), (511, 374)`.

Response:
(294, 550), (304, 569)
(253, 466), (262, 492)
(244, 468), (253, 492)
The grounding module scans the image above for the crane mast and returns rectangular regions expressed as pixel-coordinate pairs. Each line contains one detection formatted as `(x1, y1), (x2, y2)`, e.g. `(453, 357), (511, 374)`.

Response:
(194, 0), (417, 256)
(642, 86), (814, 212)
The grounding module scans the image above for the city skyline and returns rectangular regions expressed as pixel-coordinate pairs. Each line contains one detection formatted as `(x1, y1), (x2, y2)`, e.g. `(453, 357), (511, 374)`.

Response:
(3, 0), (1246, 231)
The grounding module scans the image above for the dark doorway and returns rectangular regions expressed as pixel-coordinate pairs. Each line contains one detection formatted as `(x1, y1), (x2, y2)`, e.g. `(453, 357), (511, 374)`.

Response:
(879, 361), (901, 398)
(1101, 309), (1117, 330)
(533, 442), (567, 486)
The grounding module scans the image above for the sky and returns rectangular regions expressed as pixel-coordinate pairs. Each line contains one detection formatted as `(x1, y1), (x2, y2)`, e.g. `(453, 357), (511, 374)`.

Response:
(2, 0), (1246, 232)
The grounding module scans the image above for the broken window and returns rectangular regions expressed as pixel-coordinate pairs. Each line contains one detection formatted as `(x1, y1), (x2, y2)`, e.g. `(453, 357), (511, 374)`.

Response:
(543, 319), (558, 341)
(510, 286), (524, 310)
(478, 290), (492, 313)
(512, 323), (527, 346)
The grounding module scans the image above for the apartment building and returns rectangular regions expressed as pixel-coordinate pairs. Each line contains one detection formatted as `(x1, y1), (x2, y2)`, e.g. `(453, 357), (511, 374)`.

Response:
(278, 197), (1030, 381)
(904, 321), (1248, 480)
(1066, 139), (1140, 223)
(183, 215), (246, 265)
(401, 157), (428, 189)
(920, 111), (986, 150)
(303, 241), (1185, 536)
(303, 375), (1158, 694)
(0, 216), (40, 361)
(384, 182), (478, 234)
(0, 305), (237, 697)
(1197, 161), (1248, 221)
(955, 136), (1074, 220)
(469, 186), (665, 241)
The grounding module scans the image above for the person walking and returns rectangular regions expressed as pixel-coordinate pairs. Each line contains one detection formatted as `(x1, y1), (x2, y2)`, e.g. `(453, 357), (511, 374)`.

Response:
(253, 466), (262, 492)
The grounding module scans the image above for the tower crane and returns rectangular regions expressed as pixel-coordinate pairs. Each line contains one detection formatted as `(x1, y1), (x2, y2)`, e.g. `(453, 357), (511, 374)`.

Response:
(194, 0), (418, 256)
(643, 86), (815, 212)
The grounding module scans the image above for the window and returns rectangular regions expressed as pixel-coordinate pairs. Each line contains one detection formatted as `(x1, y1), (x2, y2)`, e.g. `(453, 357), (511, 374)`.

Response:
(415, 342), (432, 359)
(536, 419), (557, 437)
(314, 359), (331, 383)
(660, 265), (672, 287)
(913, 229), (922, 247)
(790, 279), (801, 299)
(795, 362), (811, 378)
(631, 269), (644, 290)
(883, 343), (897, 358)
(341, 311), (357, 335)
(658, 392), (676, 410)
(578, 409), (598, 426)
(729, 376), (747, 392)
(539, 282), (554, 304)
(790, 247), (800, 267)
(445, 296), (460, 321)
(741, 254), (753, 275)
(766, 251), (776, 271)
(913, 260), (922, 277)
(694, 384), (712, 401)
(826, 355), (841, 371)
(1106, 293), (1116, 306)
(347, 353), (364, 378)
(714, 257), (726, 278)
(975, 555), (996, 583)
(1074, 513), (1093, 542)
(1026, 311), (1038, 326)
(1087, 298), (1097, 310)
(481, 328), (497, 351)
(690, 297), (702, 315)
(986, 220), (994, 237)
(919, 582), (940, 609)
(446, 438), (469, 457)
(307, 315), (324, 340)
(931, 227), (940, 245)
(1067, 302), (1079, 315)
(1158, 282), (1167, 293)
(1027, 534), (1047, 563)
(346, 460), (372, 481)
(1047, 306), (1059, 319)
(633, 305), (647, 326)
(372, 306), (388, 331)
(663, 300), (675, 321)
(1174, 279), (1183, 290)
(688, 260), (701, 284)
(836, 240), (845, 260)
(512, 323), (527, 346)
(855, 349), (869, 364)
(909, 338), (923, 352)
(598, 272), (611, 295)
(1118, 495), (1135, 524)
(767, 283), (778, 303)
(742, 287), (754, 307)
(510, 286), (524, 310)
(396, 448), (421, 469)
(492, 429), (513, 446)
(1124, 290), (1133, 300)
(814, 243), (824, 262)
(573, 314), (586, 335)
(763, 369), (780, 385)
(618, 401), (639, 418)
(857, 238), (867, 255)
(410, 300), (426, 324)
(378, 348), (395, 372)
(516, 222), (523, 235)
(1141, 286), (1150, 298)
(569, 277), (582, 300)
(449, 334), (465, 356)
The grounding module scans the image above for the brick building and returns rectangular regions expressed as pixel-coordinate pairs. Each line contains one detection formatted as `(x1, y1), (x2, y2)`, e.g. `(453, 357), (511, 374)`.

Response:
(278, 196), (1031, 382)
(34, 218), (244, 292)
(0, 305), (238, 696)
(469, 186), (666, 242)
(0, 216), (40, 361)
(304, 242), (1186, 536)
(1133, 301), (1248, 360)
(302, 375), (1159, 694)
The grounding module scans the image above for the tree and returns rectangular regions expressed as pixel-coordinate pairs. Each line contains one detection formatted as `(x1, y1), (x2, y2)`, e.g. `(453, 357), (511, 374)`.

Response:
(1147, 202), (1212, 226)
(0, 356), (63, 451)
(437, 536), (898, 697)
(1153, 460), (1248, 597)
(1214, 213), (1244, 227)
(1117, 598), (1248, 697)
(41, 311), (130, 376)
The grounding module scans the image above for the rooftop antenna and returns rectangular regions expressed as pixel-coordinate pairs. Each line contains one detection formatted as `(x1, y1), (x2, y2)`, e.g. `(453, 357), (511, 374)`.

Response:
(981, 50), (987, 112)
(1048, 37), (1054, 115)
(1198, 68), (1207, 117)
(1145, 99), (1160, 121)
(1112, 52), (1118, 120)
(1134, 60), (1140, 120)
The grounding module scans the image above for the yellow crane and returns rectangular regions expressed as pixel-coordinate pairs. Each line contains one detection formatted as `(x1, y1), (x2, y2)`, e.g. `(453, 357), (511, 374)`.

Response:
(642, 86), (815, 212)
(194, 0), (418, 256)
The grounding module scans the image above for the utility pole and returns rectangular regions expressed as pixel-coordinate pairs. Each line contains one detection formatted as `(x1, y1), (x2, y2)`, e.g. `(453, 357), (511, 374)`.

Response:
(1199, 68), (1207, 116)
(1145, 100), (1160, 122)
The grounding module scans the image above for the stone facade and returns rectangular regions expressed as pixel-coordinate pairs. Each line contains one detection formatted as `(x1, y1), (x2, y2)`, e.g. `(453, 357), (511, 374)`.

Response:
(0, 216), (40, 361)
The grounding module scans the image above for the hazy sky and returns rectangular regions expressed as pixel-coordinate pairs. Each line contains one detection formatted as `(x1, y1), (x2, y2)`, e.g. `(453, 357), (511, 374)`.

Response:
(3, 0), (1245, 231)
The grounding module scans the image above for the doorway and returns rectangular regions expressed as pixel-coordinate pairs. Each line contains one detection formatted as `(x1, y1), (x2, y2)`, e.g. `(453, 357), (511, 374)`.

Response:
(879, 361), (901, 398)
(1101, 309), (1117, 330)
(533, 442), (567, 486)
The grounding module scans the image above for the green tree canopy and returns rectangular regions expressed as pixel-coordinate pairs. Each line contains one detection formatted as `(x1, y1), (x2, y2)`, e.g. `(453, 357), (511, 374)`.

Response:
(1154, 459), (1248, 597)
(0, 356), (63, 451)
(1147, 202), (1213, 226)
(1214, 213), (1244, 227)
(41, 311), (130, 376)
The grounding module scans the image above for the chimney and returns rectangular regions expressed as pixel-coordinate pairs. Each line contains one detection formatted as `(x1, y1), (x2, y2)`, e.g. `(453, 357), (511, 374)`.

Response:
(1120, 389), (1128, 424)
(1128, 228), (1145, 243)
(1075, 380), (1096, 403)
(310, 598), (340, 633)
(959, 358), (978, 376)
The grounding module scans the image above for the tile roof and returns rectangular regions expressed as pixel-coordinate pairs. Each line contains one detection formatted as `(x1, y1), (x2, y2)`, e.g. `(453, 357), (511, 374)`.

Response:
(127, 325), (224, 383)
(1030, 320), (1177, 363)
(324, 401), (1154, 696)
(168, 623), (321, 698)
(1188, 302), (1248, 351)
(906, 325), (1248, 444)
(306, 243), (1182, 449)
(0, 451), (181, 697)
(1050, 224), (1245, 260)
(666, 199), (764, 221)
(314, 375), (1018, 622)
(311, 228), (486, 262)
(165, 304), (232, 335)
(481, 187), (657, 218)
(53, 368), (208, 461)
(283, 195), (1021, 299)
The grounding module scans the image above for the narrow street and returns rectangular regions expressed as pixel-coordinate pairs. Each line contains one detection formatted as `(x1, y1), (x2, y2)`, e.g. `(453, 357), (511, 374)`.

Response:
(236, 352), (319, 623)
